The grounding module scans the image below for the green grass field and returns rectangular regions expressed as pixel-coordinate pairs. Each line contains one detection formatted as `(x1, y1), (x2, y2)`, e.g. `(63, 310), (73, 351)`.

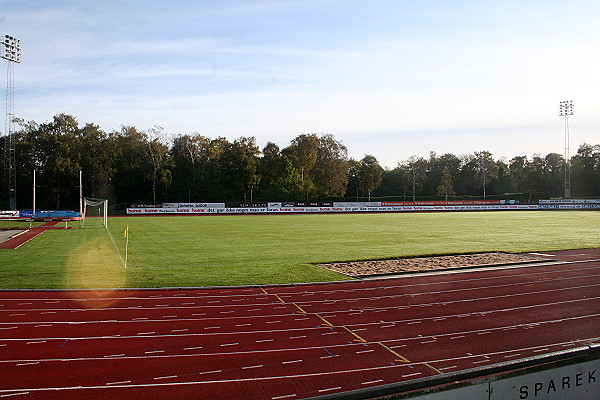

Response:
(0, 211), (599, 289)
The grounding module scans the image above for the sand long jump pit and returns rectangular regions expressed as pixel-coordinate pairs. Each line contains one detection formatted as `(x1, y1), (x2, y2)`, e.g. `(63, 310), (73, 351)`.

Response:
(318, 252), (545, 277)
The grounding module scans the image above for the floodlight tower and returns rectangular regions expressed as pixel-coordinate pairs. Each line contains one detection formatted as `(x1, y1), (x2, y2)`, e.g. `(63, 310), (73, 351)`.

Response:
(2, 34), (21, 211)
(559, 100), (574, 199)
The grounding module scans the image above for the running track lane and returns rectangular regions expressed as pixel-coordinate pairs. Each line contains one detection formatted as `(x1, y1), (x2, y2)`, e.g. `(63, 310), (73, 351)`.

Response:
(0, 222), (64, 249)
(0, 249), (599, 399)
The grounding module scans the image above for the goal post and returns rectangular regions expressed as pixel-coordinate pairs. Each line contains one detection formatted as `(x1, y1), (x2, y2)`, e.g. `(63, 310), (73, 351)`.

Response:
(81, 197), (108, 228)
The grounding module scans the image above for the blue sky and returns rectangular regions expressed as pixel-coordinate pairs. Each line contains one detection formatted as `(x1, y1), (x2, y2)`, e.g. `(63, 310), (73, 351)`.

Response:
(1, 0), (599, 167)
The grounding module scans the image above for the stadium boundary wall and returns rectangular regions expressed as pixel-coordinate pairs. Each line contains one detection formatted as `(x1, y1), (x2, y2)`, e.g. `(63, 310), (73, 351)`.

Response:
(126, 199), (600, 215)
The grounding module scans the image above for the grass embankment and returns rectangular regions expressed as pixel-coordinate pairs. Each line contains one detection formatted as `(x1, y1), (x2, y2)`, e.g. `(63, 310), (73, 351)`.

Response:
(0, 211), (598, 289)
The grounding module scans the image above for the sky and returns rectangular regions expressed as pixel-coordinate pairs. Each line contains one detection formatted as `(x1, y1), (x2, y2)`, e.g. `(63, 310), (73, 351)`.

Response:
(1, 0), (599, 168)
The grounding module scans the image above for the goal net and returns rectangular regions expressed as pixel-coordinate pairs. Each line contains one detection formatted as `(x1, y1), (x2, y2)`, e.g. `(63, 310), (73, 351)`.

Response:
(81, 198), (108, 229)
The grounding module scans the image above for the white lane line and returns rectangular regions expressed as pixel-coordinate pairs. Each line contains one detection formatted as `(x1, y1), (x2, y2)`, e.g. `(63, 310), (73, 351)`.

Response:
(9, 314), (25, 317)
(204, 326), (221, 330)
(26, 341), (46, 344)
(34, 325), (52, 327)
(532, 348), (550, 353)
(16, 362), (39, 366)
(356, 349), (374, 354)
(289, 336), (306, 339)
(256, 339), (274, 343)
(282, 359), (303, 364)
(402, 372), (422, 378)
(0, 392), (30, 397)
(318, 387), (341, 393)
(450, 335), (466, 340)
(220, 343), (239, 347)
(0, 363), (470, 395)
(103, 354), (125, 358)
(154, 375), (178, 380)
(136, 332), (155, 335)
(106, 381), (131, 386)
(171, 329), (188, 332)
(265, 320), (282, 324)
(144, 350), (165, 354)
(272, 394), (297, 399)
(236, 323), (252, 327)
(242, 364), (263, 369)
(198, 370), (221, 375)
(183, 346), (203, 350)
(439, 365), (457, 371)
(361, 379), (383, 385)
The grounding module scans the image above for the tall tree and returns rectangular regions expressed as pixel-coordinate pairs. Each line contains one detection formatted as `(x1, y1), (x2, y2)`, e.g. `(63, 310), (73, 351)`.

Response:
(404, 156), (428, 201)
(30, 114), (81, 208)
(311, 134), (350, 199)
(436, 166), (455, 200)
(259, 142), (302, 200)
(77, 123), (115, 200)
(357, 155), (383, 201)
(571, 143), (600, 197)
(474, 151), (499, 199)
(282, 134), (319, 183)
(112, 126), (151, 203)
(220, 137), (260, 202)
(144, 126), (172, 203)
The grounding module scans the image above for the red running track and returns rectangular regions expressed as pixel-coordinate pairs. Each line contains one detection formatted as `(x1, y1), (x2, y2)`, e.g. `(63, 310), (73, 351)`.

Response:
(0, 249), (599, 399)
(0, 222), (65, 249)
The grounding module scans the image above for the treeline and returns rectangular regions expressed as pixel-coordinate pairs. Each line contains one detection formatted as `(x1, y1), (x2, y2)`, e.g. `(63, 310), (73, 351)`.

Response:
(2, 113), (599, 210)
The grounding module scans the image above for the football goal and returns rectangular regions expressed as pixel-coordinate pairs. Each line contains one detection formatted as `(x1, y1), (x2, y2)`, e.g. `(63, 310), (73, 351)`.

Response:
(81, 198), (108, 228)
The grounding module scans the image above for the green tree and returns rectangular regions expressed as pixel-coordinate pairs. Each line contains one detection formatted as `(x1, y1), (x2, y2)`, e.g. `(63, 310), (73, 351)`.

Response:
(259, 142), (302, 200)
(220, 137), (261, 202)
(311, 134), (350, 199)
(282, 134), (319, 184)
(145, 126), (172, 203)
(436, 166), (455, 200)
(404, 156), (428, 201)
(474, 151), (499, 199)
(77, 123), (116, 200)
(571, 143), (600, 197)
(28, 114), (81, 209)
(357, 155), (383, 201)
(112, 126), (151, 203)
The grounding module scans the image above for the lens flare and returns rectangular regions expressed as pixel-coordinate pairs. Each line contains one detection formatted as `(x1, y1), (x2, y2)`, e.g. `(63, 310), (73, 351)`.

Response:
(65, 237), (129, 308)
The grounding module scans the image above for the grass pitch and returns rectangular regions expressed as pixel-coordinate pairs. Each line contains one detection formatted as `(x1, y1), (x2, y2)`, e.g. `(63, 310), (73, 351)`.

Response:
(0, 211), (599, 289)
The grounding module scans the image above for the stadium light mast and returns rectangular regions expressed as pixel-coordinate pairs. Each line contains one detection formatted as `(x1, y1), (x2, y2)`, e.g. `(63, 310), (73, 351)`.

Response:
(2, 34), (21, 211)
(559, 100), (574, 199)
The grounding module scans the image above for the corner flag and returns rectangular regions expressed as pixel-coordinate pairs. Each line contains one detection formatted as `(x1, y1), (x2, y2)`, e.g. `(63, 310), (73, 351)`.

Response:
(124, 225), (129, 268)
